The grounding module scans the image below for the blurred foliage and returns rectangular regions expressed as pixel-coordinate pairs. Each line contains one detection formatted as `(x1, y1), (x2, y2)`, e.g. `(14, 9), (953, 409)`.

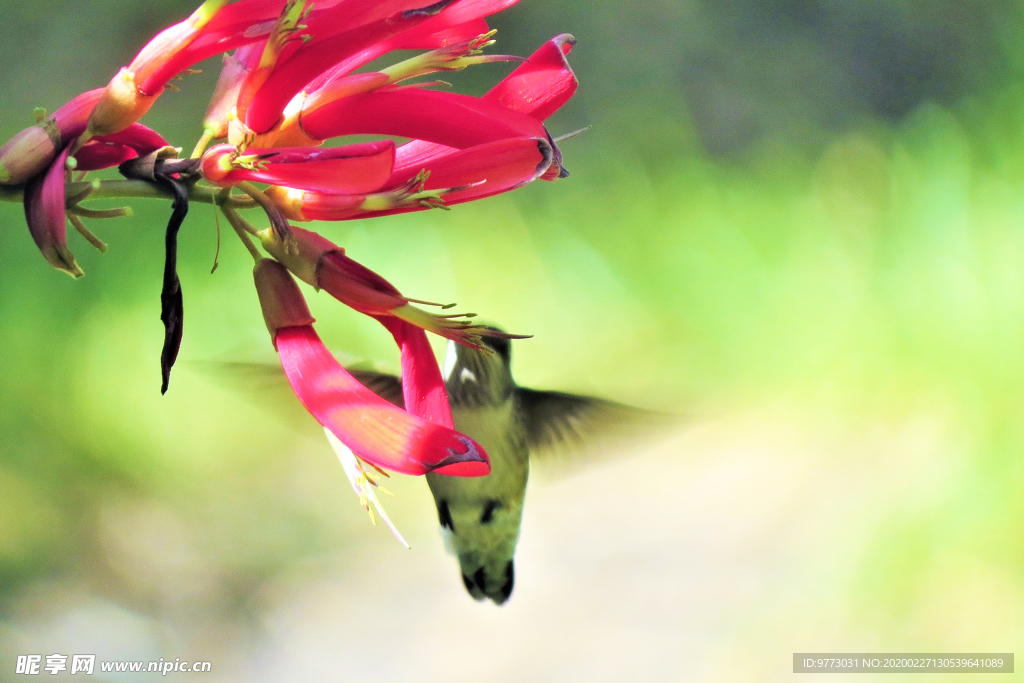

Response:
(2, 0), (1024, 675)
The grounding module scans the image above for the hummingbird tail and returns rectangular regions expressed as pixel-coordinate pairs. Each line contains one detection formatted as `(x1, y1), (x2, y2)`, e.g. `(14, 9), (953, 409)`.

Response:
(460, 559), (515, 605)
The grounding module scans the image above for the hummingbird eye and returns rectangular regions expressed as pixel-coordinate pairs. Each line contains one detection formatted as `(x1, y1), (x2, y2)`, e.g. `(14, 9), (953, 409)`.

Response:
(480, 329), (511, 363)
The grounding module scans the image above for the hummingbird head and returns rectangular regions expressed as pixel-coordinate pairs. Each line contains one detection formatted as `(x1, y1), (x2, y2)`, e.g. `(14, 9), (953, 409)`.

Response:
(443, 328), (516, 408)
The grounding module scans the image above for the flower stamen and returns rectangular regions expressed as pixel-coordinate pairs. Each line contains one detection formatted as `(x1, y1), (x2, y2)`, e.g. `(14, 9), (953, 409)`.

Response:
(325, 428), (410, 548)
(380, 30), (523, 85)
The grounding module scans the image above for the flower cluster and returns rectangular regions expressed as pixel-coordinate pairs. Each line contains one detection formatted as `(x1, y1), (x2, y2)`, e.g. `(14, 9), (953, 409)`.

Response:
(0, 0), (577, 539)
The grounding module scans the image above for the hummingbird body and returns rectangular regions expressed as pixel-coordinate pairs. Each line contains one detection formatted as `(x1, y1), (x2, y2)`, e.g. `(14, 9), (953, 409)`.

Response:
(210, 329), (667, 604)
(428, 338), (528, 604)
(342, 330), (665, 605)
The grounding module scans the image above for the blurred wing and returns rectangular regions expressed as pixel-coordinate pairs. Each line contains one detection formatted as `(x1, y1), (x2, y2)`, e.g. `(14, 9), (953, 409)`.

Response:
(519, 388), (679, 468)
(192, 360), (314, 431)
(194, 361), (404, 422)
(347, 370), (404, 408)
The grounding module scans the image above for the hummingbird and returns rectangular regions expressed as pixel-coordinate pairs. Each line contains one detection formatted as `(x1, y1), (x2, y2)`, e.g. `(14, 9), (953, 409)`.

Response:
(206, 329), (666, 605)
(355, 329), (663, 605)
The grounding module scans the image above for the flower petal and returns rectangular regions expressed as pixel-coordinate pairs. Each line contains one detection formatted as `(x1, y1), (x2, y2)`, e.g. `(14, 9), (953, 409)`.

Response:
(301, 0), (520, 96)
(300, 87), (548, 148)
(23, 144), (82, 278)
(376, 316), (454, 428)
(483, 34), (578, 121)
(318, 250), (408, 314)
(74, 120), (171, 171)
(137, 0), (275, 95)
(203, 140), (395, 193)
(245, 6), (453, 133)
(258, 0), (518, 129)
(303, 18), (491, 96)
(275, 325), (489, 476)
(95, 122), (170, 155)
(394, 136), (551, 195)
(73, 142), (138, 171)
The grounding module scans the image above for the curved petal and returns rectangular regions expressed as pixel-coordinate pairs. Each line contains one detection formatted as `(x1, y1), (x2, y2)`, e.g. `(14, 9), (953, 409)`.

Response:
(297, 72), (390, 124)
(204, 140), (395, 193)
(300, 87), (547, 148)
(302, 0), (520, 95)
(376, 317), (454, 428)
(275, 325), (489, 476)
(374, 36), (576, 179)
(304, 18), (491, 95)
(53, 89), (105, 140)
(73, 142), (138, 171)
(394, 139), (459, 173)
(245, 7), (451, 133)
(265, 187), (365, 221)
(24, 144), (82, 278)
(74, 123), (168, 172)
(403, 136), (552, 204)
(95, 122), (170, 154)
(318, 250), (408, 314)
(483, 34), (577, 121)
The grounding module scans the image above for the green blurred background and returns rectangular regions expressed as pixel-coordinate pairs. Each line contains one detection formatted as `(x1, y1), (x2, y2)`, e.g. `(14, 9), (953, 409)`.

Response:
(1, 0), (1023, 680)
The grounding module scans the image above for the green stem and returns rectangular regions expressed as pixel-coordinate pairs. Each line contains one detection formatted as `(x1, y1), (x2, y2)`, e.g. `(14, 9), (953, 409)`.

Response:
(191, 128), (216, 159)
(69, 206), (133, 219)
(222, 205), (264, 263)
(0, 179), (257, 208)
(68, 214), (108, 253)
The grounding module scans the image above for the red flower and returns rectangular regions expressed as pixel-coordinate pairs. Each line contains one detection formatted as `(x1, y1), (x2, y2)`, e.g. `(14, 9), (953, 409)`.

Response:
(0, 0), (578, 541)
(200, 140), (395, 194)
(256, 223), (507, 349)
(203, 29), (577, 219)
(254, 258), (489, 477)
(82, 0), (269, 141)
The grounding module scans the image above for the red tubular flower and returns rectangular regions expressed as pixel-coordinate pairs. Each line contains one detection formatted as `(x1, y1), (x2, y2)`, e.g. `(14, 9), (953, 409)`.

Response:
(264, 136), (553, 220)
(83, 0), (273, 141)
(242, 2), (460, 133)
(201, 140), (395, 193)
(248, 31), (577, 220)
(257, 224), (501, 350)
(380, 34), (578, 187)
(254, 258), (489, 476)
(301, 1), (519, 97)
(75, 124), (170, 171)
(484, 33), (578, 122)
(376, 316), (455, 427)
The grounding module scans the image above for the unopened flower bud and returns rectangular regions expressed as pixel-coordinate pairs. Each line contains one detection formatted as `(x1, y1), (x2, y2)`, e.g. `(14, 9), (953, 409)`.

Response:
(203, 51), (252, 139)
(84, 68), (161, 142)
(24, 145), (83, 278)
(257, 224), (337, 287)
(0, 122), (59, 185)
(253, 258), (315, 341)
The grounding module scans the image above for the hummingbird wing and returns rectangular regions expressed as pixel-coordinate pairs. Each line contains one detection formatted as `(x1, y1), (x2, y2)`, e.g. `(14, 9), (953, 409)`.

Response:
(518, 388), (677, 464)
(346, 370), (404, 408)
(194, 361), (405, 418)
